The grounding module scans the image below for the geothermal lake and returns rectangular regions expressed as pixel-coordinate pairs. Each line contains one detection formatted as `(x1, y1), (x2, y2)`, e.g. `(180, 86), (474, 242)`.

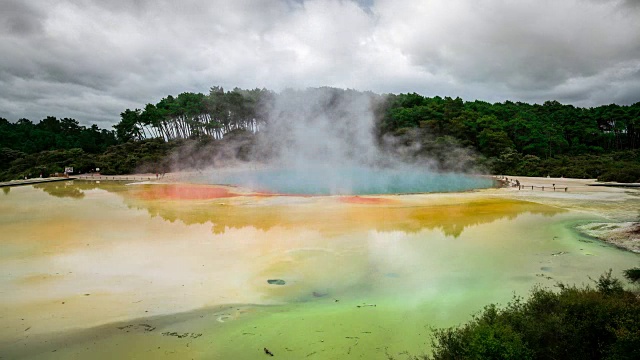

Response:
(198, 166), (496, 195)
(1, 180), (638, 359)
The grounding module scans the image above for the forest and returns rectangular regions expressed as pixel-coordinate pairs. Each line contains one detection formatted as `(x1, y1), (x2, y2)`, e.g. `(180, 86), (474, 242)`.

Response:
(1, 86), (639, 182)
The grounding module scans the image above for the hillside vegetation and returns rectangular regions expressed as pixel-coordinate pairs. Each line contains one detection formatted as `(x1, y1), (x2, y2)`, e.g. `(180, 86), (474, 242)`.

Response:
(1, 87), (639, 181)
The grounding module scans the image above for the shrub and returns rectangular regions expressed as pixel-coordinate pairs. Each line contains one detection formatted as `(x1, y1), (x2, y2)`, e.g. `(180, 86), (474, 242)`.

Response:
(624, 267), (640, 284)
(426, 271), (640, 360)
(598, 164), (640, 183)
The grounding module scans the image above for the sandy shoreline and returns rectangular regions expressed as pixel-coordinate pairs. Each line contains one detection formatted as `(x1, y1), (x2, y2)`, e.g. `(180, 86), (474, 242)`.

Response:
(489, 175), (640, 252)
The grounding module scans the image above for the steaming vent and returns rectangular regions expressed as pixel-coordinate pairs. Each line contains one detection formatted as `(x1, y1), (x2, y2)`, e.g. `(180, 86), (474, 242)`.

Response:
(181, 87), (492, 195)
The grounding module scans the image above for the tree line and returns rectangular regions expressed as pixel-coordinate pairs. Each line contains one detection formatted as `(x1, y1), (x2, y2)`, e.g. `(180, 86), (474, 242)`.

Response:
(379, 93), (640, 181)
(114, 86), (272, 142)
(115, 87), (640, 160)
(382, 95), (639, 157)
(1, 86), (639, 182)
(0, 116), (117, 154)
(0, 116), (118, 179)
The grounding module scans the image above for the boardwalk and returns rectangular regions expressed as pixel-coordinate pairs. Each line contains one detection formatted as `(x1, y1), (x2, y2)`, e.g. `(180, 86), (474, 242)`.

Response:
(496, 175), (570, 192)
(1, 174), (176, 188)
(0, 177), (77, 188)
(75, 174), (176, 182)
(75, 174), (157, 182)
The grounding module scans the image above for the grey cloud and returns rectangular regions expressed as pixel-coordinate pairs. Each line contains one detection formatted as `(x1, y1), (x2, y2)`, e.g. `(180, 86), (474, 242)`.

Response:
(383, 0), (640, 93)
(0, 0), (639, 126)
(0, 0), (45, 36)
(595, 0), (640, 8)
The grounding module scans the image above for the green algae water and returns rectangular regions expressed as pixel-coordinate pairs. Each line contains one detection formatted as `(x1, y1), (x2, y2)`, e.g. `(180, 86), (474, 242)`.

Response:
(0, 181), (638, 359)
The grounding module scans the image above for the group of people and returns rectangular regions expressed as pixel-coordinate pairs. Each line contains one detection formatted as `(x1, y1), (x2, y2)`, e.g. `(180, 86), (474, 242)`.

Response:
(501, 176), (520, 188)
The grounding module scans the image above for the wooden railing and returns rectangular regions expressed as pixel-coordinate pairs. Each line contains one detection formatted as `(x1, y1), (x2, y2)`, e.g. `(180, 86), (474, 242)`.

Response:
(496, 176), (568, 192)
(75, 175), (163, 182)
(517, 185), (568, 192)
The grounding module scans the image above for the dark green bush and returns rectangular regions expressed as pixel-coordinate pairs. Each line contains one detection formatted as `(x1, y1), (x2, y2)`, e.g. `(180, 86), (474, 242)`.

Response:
(425, 271), (640, 360)
(624, 268), (640, 284)
(598, 165), (640, 183)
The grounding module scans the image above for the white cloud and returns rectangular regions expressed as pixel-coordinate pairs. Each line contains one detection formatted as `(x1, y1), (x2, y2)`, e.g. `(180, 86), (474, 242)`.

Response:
(0, 0), (639, 126)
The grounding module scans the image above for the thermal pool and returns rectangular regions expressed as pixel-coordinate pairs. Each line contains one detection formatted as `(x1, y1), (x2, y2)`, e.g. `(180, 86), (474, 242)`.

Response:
(0, 180), (638, 359)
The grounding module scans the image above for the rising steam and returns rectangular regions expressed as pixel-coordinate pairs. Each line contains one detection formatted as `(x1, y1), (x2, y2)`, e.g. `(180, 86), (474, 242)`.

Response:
(180, 87), (491, 195)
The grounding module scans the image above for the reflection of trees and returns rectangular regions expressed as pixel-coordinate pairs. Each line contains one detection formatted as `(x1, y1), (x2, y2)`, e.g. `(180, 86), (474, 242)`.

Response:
(2, 187), (9, 195)
(32, 181), (565, 237)
(117, 187), (564, 238)
(33, 181), (85, 199)
(32, 180), (129, 199)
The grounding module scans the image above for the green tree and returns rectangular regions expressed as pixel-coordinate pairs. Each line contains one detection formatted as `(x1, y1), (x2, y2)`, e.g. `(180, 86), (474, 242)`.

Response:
(114, 109), (143, 142)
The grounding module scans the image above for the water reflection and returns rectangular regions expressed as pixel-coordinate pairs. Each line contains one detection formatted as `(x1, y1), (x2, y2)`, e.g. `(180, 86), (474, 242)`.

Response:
(2, 182), (569, 309)
(122, 187), (563, 238)
(3, 181), (638, 360)
(33, 181), (85, 199)
(28, 181), (565, 238)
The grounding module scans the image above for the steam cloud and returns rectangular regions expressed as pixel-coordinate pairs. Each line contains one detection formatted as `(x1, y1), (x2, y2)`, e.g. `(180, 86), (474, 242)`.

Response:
(199, 87), (492, 195)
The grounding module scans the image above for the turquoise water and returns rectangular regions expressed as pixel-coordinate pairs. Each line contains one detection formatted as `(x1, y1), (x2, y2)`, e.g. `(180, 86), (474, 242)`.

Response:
(208, 166), (494, 195)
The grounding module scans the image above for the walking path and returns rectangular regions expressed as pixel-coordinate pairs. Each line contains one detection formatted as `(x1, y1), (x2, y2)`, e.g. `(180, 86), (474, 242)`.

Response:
(0, 177), (76, 187)
(75, 173), (176, 182)
(76, 174), (157, 182)
(2, 173), (178, 187)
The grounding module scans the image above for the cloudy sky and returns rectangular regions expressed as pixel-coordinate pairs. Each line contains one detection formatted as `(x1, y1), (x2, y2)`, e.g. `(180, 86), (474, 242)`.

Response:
(1, 0), (639, 127)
